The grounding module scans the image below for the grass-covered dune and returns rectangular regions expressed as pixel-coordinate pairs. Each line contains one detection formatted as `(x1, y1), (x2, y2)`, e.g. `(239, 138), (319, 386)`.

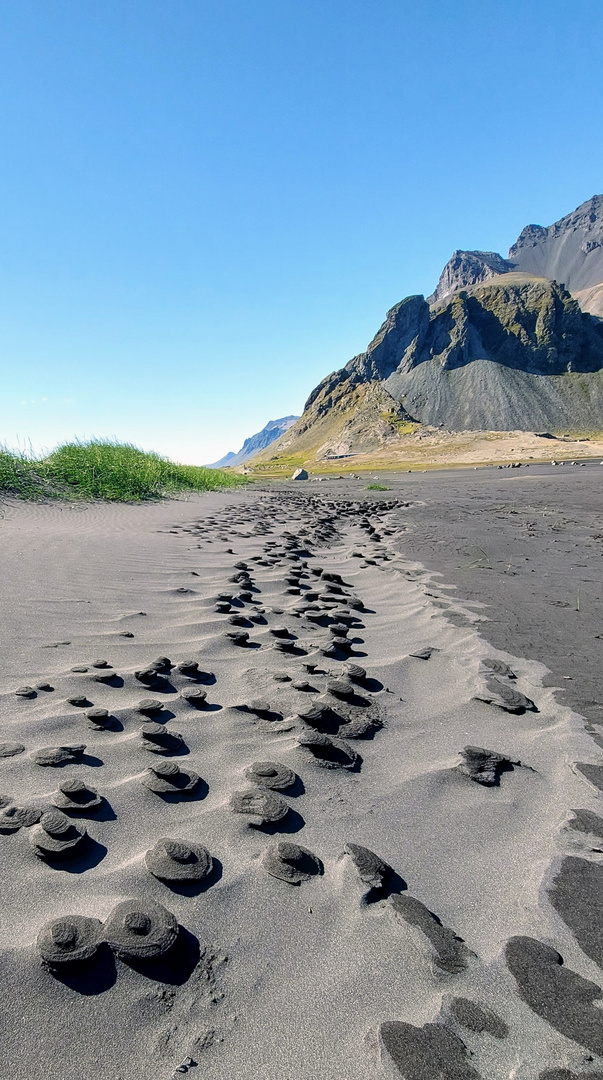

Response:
(0, 439), (244, 502)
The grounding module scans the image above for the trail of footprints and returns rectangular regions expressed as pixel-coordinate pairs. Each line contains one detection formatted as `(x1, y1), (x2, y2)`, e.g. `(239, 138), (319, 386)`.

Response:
(1, 489), (603, 1078)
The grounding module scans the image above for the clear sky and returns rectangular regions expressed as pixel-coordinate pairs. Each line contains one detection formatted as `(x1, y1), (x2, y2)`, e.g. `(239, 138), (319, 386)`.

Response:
(0, 0), (602, 464)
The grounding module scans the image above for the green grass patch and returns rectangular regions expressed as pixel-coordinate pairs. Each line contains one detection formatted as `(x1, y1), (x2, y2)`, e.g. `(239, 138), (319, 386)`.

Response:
(0, 439), (245, 502)
(0, 447), (45, 499)
(380, 413), (419, 435)
(246, 453), (311, 477)
(366, 483), (390, 490)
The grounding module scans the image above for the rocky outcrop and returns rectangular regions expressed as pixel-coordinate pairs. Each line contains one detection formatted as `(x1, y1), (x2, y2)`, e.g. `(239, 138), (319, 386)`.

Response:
(427, 251), (514, 306)
(383, 275), (603, 430)
(304, 295), (429, 414)
(395, 276), (603, 378)
(270, 379), (412, 461)
(261, 197), (603, 461)
(509, 195), (603, 294)
(427, 195), (603, 314)
(208, 416), (299, 468)
(271, 274), (603, 451)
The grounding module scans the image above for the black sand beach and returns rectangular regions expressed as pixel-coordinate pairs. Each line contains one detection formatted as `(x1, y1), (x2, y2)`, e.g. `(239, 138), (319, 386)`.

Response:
(0, 468), (601, 1079)
(361, 462), (603, 730)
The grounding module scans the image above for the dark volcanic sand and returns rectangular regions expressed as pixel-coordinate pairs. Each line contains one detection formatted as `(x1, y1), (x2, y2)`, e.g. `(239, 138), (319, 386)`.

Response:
(0, 471), (602, 1080)
(345, 462), (602, 730)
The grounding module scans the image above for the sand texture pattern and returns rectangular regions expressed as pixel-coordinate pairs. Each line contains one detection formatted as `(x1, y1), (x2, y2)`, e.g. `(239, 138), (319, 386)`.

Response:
(0, 472), (602, 1079)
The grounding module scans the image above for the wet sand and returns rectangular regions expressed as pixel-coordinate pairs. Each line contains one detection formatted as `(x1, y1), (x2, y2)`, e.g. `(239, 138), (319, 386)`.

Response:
(0, 472), (602, 1080)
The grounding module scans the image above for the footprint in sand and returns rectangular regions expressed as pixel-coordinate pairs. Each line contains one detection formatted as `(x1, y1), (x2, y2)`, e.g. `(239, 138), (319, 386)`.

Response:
(390, 892), (472, 975)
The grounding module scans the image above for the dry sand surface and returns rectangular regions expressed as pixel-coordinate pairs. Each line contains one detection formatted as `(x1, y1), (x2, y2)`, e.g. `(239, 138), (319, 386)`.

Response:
(0, 477), (602, 1080)
(367, 429), (603, 468)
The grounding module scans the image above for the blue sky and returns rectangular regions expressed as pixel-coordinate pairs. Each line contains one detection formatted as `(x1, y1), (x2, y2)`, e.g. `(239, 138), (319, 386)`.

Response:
(0, 0), (602, 464)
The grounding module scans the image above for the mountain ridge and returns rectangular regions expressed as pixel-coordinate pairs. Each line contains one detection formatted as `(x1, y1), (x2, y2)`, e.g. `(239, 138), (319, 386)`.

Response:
(429, 195), (603, 313)
(208, 415), (299, 468)
(509, 194), (603, 298)
(427, 251), (514, 305)
(255, 196), (603, 466)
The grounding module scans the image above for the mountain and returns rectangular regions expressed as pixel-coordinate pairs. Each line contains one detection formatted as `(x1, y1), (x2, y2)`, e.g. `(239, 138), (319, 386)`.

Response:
(427, 251), (514, 305)
(509, 195), (603, 298)
(384, 275), (603, 431)
(255, 197), (603, 464)
(572, 283), (603, 319)
(429, 195), (603, 316)
(208, 416), (299, 468)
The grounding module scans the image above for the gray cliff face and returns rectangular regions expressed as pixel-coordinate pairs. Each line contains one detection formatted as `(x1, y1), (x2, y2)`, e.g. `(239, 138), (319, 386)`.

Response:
(286, 195), (603, 445)
(208, 415), (300, 468)
(384, 276), (603, 430)
(508, 195), (603, 294)
(303, 295), (429, 414)
(426, 196), (603, 314)
(298, 273), (603, 435)
(397, 277), (603, 378)
(427, 251), (514, 305)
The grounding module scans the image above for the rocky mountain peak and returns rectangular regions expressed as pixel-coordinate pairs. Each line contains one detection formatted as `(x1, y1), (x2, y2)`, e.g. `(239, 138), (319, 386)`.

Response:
(263, 194), (603, 466)
(427, 250), (514, 306)
(509, 195), (603, 257)
(393, 275), (603, 382)
(303, 295), (429, 414)
(428, 195), (603, 318)
(508, 223), (548, 253)
(508, 195), (603, 295)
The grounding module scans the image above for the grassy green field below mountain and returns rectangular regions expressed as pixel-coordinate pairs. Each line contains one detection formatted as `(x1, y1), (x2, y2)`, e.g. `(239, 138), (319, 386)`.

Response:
(246, 421), (603, 477)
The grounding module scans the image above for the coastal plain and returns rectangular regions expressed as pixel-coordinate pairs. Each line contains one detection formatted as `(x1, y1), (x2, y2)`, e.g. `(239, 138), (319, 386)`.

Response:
(0, 465), (602, 1080)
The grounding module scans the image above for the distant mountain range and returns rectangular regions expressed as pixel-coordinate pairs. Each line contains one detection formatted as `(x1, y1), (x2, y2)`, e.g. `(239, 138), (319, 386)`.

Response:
(208, 415), (299, 468)
(255, 195), (603, 463)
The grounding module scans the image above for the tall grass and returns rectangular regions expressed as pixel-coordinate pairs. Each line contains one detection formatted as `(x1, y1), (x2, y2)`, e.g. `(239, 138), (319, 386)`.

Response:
(0, 448), (45, 498)
(0, 439), (244, 502)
